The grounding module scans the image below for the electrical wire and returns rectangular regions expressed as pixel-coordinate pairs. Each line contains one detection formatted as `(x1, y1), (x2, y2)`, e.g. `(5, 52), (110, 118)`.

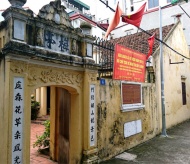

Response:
(99, 0), (190, 60)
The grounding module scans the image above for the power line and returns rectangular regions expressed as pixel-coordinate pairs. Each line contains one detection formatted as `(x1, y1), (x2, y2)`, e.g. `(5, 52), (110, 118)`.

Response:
(139, 27), (190, 60)
(178, 4), (190, 19)
(99, 0), (190, 60)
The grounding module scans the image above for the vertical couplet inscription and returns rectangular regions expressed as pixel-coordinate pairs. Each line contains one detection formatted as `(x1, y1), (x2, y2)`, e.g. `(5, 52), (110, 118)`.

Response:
(89, 85), (96, 147)
(12, 77), (24, 164)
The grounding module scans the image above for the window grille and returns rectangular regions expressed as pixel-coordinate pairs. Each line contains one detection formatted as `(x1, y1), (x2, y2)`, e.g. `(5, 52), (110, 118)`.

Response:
(182, 82), (186, 105)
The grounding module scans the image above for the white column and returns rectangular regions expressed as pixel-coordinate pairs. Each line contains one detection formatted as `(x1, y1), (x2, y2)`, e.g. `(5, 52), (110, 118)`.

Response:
(40, 87), (47, 116)
(35, 88), (41, 102)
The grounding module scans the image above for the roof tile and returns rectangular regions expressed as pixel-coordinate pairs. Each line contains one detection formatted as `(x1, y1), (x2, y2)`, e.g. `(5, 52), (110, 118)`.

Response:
(110, 24), (175, 55)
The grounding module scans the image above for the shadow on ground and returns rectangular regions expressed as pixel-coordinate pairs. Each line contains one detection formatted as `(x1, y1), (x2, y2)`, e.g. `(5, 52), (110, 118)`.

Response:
(100, 119), (190, 164)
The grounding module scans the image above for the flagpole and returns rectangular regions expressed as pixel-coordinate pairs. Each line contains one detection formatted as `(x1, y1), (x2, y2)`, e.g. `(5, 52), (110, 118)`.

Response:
(159, 6), (167, 137)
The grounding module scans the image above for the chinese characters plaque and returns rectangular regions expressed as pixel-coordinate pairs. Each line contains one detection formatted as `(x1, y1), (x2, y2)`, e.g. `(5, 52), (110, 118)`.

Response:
(113, 44), (146, 82)
(89, 85), (96, 147)
(12, 77), (24, 164)
(44, 30), (70, 53)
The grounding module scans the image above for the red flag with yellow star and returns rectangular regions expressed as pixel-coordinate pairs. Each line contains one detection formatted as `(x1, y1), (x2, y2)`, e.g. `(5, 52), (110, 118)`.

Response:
(122, 3), (146, 27)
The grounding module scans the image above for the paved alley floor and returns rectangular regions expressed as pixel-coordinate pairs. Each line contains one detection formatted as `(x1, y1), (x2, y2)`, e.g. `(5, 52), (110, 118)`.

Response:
(100, 119), (190, 164)
(30, 123), (57, 164)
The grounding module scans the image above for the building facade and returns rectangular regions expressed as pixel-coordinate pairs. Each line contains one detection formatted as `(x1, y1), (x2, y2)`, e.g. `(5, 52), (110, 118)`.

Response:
(1, 0), (190, 163)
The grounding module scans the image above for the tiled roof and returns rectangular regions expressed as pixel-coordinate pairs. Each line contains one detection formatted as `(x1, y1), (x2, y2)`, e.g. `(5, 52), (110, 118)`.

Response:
(110, 24), (175, 55)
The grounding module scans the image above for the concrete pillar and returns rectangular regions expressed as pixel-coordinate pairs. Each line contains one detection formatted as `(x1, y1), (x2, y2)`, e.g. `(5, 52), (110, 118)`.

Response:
(35, 88), (41, 103)
(0, 59), (10, 163)
(50, 86), (56, 160)
(82, 70), (98, 163)
(40, 87), (47, 116)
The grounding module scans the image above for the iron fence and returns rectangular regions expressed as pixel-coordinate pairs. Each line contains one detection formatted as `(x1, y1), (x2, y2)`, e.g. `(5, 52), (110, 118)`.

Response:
(93, 37), (115, 78)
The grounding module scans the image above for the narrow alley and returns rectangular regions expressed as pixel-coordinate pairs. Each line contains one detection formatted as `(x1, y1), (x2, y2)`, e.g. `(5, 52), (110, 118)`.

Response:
(30, 123), (57, 164)
(100, 119), (190, 164)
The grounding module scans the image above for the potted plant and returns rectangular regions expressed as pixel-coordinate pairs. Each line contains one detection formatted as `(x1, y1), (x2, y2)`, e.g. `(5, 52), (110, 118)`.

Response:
(31, 96), (40, 120)
(33, 120), (50, 155)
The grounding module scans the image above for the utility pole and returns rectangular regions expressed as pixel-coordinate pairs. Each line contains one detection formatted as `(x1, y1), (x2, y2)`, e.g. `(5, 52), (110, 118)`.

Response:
(159, 6), (167, 137)
(98, 0), (190, 136)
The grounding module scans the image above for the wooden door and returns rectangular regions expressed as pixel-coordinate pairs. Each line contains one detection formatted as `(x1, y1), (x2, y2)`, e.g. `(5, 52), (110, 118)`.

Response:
(56, 88), (70, 164)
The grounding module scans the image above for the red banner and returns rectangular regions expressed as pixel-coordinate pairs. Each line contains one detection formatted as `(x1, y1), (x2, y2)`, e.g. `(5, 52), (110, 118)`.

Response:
(113, 44), (146, 82)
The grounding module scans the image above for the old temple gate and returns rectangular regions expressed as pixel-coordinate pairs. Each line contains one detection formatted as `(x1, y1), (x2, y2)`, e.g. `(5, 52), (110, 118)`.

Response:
(0, 0), (99, 163)
(2, 0), (190, 164)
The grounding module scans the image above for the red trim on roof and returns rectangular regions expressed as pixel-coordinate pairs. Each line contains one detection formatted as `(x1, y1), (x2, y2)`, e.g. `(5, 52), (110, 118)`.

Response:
(70, 13), (97, 26)
(97, 23), (109, 31)
(100, 23), (109, 29)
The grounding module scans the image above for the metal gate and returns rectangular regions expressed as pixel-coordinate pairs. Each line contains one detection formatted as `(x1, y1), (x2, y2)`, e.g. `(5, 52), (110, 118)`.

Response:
(92, 37), (114, 78)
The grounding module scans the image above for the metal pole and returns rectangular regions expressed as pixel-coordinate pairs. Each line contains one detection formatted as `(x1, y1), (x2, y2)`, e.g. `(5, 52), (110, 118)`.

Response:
(159, 6), (167, 136)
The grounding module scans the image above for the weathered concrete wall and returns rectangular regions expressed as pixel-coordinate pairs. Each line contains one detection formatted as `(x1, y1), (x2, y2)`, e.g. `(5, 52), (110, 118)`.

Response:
(96, 80), (159, 160)
(97, 23), (190, 161)
(154, 22), (190, 130)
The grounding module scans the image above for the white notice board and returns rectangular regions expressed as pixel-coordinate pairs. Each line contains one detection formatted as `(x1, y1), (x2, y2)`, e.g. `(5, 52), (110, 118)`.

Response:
(124, 120), (142, 138)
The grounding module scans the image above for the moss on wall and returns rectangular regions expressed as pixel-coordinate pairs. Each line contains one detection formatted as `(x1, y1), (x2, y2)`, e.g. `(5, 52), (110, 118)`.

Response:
(96, 79), (158, 160)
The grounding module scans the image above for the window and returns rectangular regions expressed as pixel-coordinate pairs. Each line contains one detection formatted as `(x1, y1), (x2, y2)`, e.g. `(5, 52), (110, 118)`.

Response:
(0, 38), (2, 49)
(130, 0), (134, 11)
(167, 0), (171, 3)
(131, 6), (134, 12)
(148, 0), (159, 9)
(121, 81), (145, 111)
(3, 36), (5, 46)
(182, 82), (186, 105)
(86, 43), (92, 57)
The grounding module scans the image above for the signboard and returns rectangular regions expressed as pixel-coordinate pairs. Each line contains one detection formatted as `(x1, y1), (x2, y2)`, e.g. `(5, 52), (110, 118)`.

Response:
(100, 78), (106, 85)
(124, 120), (142, 138)
(12, 77), (24, 164)
(89, 85), (96, 146)
(121, 81), (144, 111)
(122, 83), (141, 104)
(113, 44), (146, 82)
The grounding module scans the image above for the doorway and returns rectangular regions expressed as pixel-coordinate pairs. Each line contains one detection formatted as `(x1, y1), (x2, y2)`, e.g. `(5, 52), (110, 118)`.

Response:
(55, 87), (71, 164)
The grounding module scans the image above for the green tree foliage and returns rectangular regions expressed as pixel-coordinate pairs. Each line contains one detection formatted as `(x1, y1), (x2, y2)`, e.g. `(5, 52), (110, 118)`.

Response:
(31, 96), (40, 120)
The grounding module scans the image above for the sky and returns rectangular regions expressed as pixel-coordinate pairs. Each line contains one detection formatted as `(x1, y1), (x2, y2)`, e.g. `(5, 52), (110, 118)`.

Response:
(0, 0), (112, 21)
(0, 0), (95, 15)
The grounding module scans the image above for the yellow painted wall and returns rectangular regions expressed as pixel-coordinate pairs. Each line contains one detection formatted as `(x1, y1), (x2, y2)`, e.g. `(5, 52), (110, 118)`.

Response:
(1, 19), (190, 164)
(154, 22), (190, 130)
(0, 57), (91, 163)
(96, 22), (190, 161)
(96, 80), (159, 160)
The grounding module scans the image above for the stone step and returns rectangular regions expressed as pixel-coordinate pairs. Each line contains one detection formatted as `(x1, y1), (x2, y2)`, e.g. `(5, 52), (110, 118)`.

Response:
(31, 120), (44, 125)
(36, 115), (50, 121)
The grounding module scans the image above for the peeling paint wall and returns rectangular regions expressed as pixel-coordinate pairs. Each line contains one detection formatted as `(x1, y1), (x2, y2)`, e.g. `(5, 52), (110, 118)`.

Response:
(96, 80), (158, 160)
(162, 22), (190, 128)
(96, 22), (190, 161)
